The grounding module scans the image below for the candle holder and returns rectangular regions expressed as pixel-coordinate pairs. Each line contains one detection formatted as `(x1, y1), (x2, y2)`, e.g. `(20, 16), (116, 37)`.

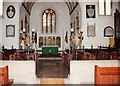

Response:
(19, 28), (35, 49)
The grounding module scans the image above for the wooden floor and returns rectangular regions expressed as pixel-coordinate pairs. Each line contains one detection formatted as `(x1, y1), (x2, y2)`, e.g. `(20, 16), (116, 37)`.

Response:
(40, 78), (64, 85)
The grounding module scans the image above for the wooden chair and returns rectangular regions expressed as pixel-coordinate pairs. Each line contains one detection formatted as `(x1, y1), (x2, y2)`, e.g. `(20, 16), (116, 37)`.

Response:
(95, 65), (120, 85)
(0, 65), (14, 86)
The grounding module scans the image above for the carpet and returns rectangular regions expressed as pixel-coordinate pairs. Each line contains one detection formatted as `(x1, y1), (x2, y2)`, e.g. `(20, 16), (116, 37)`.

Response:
(36, 59), (68, 78)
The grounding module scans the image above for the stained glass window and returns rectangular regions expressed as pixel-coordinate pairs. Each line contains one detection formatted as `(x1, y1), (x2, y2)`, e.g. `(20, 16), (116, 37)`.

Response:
(42, 8), (56, 33)
(99, 0), (111, 15)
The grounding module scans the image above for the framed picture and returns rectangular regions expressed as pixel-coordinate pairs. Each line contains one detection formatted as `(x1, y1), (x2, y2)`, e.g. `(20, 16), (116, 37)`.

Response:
(104, 26), (114, 37)
(86, 5), (95, 18)
(6, 5), (16, 19)
(87, 23), (96, 37)
(6, 25), (15, 37)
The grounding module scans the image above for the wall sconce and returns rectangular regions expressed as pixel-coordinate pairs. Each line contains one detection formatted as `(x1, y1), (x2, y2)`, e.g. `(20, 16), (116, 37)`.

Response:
(71, 28), (74, 32)
(70, 28), (74, 35)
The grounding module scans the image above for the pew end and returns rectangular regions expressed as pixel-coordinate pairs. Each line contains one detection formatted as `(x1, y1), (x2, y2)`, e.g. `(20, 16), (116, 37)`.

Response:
(0, 65), (14, 86)
(95, 65), (120, 85)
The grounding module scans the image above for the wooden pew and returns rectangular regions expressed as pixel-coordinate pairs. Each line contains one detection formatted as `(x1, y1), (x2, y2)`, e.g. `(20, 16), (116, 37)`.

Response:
(95, 65), (120, 85)
(0, 65), (14, 86)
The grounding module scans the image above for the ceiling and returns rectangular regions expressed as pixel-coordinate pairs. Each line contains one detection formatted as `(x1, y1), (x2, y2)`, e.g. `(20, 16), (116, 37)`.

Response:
(22, 0), (79, 15)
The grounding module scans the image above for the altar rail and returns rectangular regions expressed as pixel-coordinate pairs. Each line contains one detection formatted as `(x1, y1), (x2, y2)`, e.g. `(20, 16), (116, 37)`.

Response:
(70, 48), (119, 60)
(2, 49), (35, 60)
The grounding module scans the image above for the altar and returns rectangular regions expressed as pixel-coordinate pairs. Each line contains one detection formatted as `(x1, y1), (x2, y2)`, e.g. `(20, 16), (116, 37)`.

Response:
(42, 46), (58, 55)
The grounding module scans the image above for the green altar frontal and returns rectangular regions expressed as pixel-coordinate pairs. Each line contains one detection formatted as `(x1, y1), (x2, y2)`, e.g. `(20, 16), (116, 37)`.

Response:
(42, 46), (58, 54)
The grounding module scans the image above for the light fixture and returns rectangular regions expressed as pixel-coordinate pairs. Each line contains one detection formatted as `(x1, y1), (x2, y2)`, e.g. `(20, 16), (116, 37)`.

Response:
(32, 28), (35, 32)
(71, 28), (74, 32)
(31, 28), (35, 44)
(19, 28), (35, 49)
(23, 28), (26, 32)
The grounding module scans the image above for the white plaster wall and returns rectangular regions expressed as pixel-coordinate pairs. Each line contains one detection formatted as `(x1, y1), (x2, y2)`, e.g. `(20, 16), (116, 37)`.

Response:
(0, 61), (40, 84)
(81, 2), (111, 48)
(70, 1), (119, 48)
(20, 5), (30, 32)
(2, 2), (20, 49)
(30, 2), (70, 50)
(70, 60), (120, 84)
(70, 4), (81, 29)
(0, 17), (2, 49)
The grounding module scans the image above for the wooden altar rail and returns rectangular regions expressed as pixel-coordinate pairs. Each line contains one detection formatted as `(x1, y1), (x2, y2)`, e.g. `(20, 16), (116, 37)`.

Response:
(36, 50), (65, 56)
(0, 65), (14, 86)
(36, 50), (69, 64)
(95, 65), (120, 84)
(70, 48), (118, 60)
(2, 49), (35, 60)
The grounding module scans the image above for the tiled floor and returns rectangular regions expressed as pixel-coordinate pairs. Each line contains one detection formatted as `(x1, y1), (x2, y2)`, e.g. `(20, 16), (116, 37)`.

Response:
(36, 59), (69, 78)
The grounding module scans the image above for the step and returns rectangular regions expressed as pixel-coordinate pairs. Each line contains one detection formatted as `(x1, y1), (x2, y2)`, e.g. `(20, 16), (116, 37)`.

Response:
(40, 78), (64, 85)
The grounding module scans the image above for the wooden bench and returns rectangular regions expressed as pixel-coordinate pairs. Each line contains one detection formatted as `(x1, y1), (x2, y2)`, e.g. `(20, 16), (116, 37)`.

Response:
(0, 65), (14, 86)
(95, 65), (120, 84)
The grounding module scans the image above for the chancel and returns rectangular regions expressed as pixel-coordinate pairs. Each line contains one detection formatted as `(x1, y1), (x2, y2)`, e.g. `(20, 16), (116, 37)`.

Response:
(0, 0), (120, 85)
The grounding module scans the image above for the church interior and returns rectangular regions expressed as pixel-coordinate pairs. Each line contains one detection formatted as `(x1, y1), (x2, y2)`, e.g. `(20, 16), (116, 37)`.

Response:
(0, 0), (120, 85)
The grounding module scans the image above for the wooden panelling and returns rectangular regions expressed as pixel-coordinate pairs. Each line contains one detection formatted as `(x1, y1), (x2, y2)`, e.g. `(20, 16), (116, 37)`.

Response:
(95, 65), (120, 84)
(39, 36), (61, 48)
(0, 65), (14, 85)
(40, 78), (64, 85)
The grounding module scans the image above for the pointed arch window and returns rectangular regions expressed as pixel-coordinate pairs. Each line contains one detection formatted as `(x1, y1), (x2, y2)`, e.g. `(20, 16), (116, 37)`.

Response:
(99, 0), (111, 15)
(42, 8), (56, 33)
